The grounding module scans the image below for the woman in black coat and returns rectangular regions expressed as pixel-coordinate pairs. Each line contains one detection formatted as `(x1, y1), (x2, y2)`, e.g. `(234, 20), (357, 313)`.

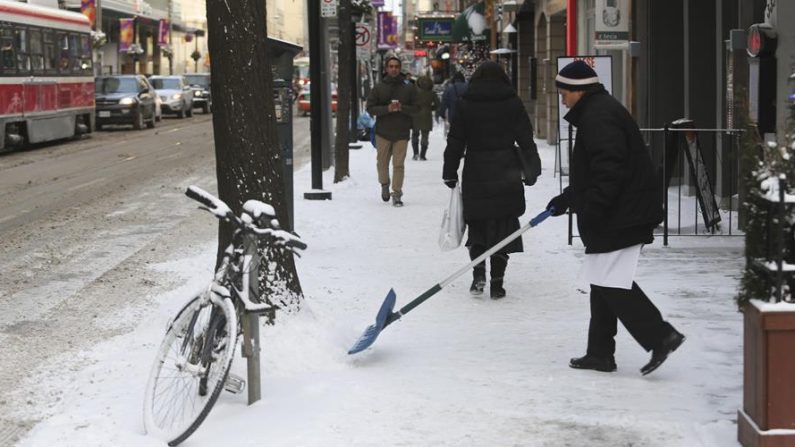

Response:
(442, 61), (540, 299)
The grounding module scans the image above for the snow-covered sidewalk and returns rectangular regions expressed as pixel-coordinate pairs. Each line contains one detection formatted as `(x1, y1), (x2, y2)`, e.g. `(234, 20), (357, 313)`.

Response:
(16, 125), (745, 447)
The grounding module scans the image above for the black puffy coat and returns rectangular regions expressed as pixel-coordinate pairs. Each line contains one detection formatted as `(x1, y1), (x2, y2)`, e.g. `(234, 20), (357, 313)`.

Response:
(560, 85), (664, 253)
(442, 79), (539, 222)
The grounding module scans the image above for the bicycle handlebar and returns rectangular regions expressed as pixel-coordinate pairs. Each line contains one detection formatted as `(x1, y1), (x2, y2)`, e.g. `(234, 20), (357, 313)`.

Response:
(186, 185), (233, 219)
(185, 185), (306, 251)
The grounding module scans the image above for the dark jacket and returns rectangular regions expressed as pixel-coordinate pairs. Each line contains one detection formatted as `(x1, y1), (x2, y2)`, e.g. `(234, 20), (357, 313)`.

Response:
(442, 79), (540, 222)
(365, 73), (418, 141)
(559, 85), (664, 253)
(439, 80), (467, 123)
(412, 75), (439, 131)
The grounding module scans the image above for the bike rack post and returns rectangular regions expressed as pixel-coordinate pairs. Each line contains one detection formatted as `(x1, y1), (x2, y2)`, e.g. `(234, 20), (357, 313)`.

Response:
(241, 313), (261, 405)
(241, 239), (262, 405)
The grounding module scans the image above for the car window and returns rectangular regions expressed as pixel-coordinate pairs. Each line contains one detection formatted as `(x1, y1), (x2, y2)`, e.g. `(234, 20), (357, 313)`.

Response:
(96, 77), (138, 94)
(150, 78), (181, 90)
(184, 75), (210, 88)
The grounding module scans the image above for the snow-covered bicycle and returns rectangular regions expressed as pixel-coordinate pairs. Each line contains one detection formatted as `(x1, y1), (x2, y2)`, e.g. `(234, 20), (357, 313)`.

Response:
(143, 185), (306, 446)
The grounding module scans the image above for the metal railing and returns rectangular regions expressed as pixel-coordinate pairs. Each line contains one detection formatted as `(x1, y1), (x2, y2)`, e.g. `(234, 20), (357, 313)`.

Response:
(556, 123), (744, 246)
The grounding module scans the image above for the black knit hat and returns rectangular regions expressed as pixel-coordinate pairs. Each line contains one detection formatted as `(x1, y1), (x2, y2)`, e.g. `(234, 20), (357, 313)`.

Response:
(555, 60), (599, 91)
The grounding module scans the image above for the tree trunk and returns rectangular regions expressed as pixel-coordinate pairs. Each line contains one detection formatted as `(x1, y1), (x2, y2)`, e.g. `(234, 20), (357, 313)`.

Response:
(334, 0), (352, 183)
(206, 0), (303, 319)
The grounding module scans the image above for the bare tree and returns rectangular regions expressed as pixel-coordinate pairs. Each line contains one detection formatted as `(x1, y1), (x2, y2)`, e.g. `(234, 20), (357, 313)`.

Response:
(206, 0), (302, 317)
(334, 0), (353, 182)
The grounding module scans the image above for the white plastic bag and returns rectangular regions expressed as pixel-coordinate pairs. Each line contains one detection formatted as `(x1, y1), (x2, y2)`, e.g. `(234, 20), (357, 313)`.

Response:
(438, 184), (465, 251)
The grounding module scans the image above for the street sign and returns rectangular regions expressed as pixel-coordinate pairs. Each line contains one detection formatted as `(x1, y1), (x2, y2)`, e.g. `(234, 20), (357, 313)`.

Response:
(321, 0), (337, 18)
(355, 23), (371, 59)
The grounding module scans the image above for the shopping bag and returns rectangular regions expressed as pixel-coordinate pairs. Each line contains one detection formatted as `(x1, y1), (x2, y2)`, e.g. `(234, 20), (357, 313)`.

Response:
(438, 184), (465, 251)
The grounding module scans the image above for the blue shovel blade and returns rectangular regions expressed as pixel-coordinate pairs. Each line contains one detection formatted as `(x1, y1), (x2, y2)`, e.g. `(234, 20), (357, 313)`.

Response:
(348, 288), (397, 355)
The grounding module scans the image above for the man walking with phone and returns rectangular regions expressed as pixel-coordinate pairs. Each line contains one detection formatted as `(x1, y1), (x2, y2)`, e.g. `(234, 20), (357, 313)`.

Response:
(366, 56), (418, 207)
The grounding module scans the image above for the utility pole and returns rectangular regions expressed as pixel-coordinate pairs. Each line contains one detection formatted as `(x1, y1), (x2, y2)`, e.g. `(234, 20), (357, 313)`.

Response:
(304, 0), (331, 199)
(95, 0), (102, 75)
(167, 0), (173, 74)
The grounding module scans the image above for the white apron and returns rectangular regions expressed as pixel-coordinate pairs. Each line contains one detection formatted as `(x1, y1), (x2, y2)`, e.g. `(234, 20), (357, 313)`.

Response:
(578, 244), (643, 290)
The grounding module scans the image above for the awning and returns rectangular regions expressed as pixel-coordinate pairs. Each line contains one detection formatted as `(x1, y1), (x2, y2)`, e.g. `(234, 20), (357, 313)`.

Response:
(451, 1), (489, 42)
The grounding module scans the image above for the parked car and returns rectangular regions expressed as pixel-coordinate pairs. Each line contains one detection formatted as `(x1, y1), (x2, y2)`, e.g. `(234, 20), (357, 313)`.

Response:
(95, 75), (157, 130)
(183, 73), (212, 114)
(149, 75), (194, 118)
(296, 83), (337, 116)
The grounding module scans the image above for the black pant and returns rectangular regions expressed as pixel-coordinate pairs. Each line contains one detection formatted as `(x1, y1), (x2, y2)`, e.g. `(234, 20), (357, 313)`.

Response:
(469, 245), (508, 280)
(411, 128), (429, 157)
(586, 283), (673, 357)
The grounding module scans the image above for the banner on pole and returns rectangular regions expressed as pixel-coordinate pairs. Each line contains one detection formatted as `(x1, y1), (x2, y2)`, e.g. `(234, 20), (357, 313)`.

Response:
(119, 19), (134, 53)
(80, 0), (96, 29)
(378, 11), (397, 49)
(157, 20), (169, 47)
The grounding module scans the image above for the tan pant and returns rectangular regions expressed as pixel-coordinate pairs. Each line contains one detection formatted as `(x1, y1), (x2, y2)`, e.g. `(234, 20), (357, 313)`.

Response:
(375, 135), (408, 196)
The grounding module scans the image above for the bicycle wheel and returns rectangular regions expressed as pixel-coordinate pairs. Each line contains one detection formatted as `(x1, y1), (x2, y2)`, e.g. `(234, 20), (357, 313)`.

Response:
(143, 293), (238, 446)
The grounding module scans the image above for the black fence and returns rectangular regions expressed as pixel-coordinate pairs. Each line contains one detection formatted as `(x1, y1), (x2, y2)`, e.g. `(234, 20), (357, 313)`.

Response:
(556, 123), (744, 246)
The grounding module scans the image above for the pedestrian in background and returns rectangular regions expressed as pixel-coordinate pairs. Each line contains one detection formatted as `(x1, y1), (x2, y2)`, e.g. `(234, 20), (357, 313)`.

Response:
(546, 60), (685, 376)
(411, 74), (440, 161)
(438, 71), (468, 135)
(366, 56), (418, 207)
(442, 61), (540, 299)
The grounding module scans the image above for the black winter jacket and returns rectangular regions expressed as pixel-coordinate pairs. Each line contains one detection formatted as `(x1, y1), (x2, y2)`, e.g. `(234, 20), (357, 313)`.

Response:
(365, 73), (418, 141)
(442, 79), (540, 222)
(559, 85), (664, 253)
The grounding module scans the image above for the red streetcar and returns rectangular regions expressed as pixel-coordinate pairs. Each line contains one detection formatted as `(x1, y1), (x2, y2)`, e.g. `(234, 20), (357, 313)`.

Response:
(0, 1), (95, 153)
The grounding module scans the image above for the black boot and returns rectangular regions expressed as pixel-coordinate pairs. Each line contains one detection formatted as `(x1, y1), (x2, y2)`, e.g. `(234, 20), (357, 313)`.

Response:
(470, 269), (486, 295)
(420, 146), (428, 160)
(569, 354), (617, 372)
(490, 278), (506, 299)
(640, 329), (685, 375)
(380, 183), (390, 202)
(489, 254), (508, 299)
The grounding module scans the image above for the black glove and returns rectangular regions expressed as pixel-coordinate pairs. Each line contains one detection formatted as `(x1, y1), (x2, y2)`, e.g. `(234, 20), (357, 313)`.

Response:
(546, 194), (568, 216)
(522, 175), (538, 187)
(444, 179), (458, 189)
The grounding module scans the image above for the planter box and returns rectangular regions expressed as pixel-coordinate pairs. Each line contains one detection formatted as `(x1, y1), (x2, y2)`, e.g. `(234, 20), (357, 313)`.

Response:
(739, 300), (795, 447)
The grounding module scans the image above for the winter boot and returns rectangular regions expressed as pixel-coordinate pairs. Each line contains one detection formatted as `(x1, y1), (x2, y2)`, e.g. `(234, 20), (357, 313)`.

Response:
(489, 254), (508, 299)
(381, 183), (390, 202)
(469, 269), (486, 295)
(391, 192), (404, 207)
(490, 278), (506, 299)
(412, 154), (420, 161)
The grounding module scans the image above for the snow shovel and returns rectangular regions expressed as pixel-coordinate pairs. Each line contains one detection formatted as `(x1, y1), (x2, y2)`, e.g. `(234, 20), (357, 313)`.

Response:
(348, 208), (554, 355)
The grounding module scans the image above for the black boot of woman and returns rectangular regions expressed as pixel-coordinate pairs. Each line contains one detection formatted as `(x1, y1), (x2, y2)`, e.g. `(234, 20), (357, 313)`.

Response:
(489, 253), (508, 299)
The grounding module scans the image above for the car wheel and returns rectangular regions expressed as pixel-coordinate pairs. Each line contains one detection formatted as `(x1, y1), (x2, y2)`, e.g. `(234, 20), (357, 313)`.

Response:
(178, 108), (186, 119)
(133, 112), (144, 130)
(96, 122), (103, 131)
(203, 104), (210, 114)
(186, 105), (193, 118)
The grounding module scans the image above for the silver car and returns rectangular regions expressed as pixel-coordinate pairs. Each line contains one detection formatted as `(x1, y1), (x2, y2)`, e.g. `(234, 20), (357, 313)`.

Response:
(149, 75), (194, 118)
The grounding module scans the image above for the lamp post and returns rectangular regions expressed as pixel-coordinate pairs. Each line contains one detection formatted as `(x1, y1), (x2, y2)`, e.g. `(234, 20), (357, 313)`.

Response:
(191, 30), (202, 73)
